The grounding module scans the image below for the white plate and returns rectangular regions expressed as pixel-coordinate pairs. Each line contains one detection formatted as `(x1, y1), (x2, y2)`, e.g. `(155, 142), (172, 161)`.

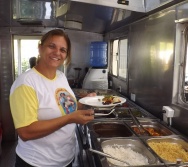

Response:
(79, 96), (126, 108)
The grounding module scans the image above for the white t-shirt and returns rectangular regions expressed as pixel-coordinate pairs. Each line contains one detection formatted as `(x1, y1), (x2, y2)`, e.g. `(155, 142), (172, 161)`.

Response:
(10, 68), (77, 167)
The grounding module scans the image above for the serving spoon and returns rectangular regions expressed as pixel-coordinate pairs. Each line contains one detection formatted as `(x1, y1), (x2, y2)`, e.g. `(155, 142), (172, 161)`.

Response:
(127, 108), (151, 136)
(95, 109), (115, 116)
(89, 148), (130, 165)
(93, 105), (116, 111)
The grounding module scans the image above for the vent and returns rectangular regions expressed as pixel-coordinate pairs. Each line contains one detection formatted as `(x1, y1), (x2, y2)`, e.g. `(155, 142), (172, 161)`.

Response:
(17, 19), (43, 26)
(64, 14), (83, 30)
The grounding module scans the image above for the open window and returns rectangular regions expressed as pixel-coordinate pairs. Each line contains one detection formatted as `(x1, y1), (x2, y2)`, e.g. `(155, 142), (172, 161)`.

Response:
(181, 26), (188, 102)
(13, 36), (41, 78)
(173, 23), (188, 105)
(109, 38), (128, 80)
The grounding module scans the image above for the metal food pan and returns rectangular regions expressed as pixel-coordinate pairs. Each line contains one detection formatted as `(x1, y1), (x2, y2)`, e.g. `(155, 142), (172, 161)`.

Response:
(100, 138), (159, 166)
(114, 107), (147, 118)
(128, 120), (175, 136)
(167, 165), (188, 167)
(146, 137), (188, 164)
(87, 121), (134, 138)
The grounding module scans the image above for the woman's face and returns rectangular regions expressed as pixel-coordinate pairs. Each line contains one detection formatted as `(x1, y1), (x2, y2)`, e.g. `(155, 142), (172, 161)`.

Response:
(38, 35), (68, 68)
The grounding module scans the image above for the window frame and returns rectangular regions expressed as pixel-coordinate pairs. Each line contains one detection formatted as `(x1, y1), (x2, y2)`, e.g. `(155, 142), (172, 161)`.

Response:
(172, 23), (188, 106)
(13, 35), (41, 77)
(109, 37), (128, 81)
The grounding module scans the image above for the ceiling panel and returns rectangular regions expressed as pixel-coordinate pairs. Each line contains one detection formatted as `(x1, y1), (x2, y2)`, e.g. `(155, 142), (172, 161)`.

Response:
(0, 0), (185, 34)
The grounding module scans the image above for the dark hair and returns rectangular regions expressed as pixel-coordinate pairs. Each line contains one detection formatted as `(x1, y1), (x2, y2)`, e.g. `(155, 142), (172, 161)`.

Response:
(29, 57), (37, 68)
(39, 29), (71, 66)
(60, 93), (65, 96)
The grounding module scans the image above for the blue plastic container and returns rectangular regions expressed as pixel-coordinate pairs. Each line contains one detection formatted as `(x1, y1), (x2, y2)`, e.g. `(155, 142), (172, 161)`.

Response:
(90, 41), (107, 67)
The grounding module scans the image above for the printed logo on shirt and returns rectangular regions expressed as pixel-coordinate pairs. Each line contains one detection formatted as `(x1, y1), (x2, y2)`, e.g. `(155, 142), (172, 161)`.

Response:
(55, 88), (76, 115)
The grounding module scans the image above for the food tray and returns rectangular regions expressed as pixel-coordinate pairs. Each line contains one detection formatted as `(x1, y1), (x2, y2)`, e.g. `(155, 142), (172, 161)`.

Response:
(127, 120), (175, 136)
(99, 138), (160, 167)
(146, 137), (188, 164)
(115, 107), (143, 117)
(87, 121), (134, 138)
(168, 165), (188, 167)
(114, 107), (151, 119)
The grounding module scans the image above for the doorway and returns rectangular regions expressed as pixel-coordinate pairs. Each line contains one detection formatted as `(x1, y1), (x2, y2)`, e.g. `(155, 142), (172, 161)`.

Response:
(13, 36), (41, 78)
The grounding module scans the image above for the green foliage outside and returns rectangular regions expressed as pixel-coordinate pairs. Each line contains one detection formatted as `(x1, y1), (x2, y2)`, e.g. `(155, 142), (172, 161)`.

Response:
(15, 58), (29, 78)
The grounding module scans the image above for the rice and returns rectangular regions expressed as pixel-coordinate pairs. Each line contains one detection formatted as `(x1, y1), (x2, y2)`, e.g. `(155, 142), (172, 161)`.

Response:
(103, 144), (149, 166)
(148, 141), (188, 163)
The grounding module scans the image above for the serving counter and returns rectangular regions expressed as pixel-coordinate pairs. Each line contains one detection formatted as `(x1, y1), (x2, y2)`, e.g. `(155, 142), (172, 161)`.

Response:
(73, 88), (188, 167)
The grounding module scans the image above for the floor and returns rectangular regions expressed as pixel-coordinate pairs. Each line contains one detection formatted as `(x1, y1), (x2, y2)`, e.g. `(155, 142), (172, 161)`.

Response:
(0, 126), (91, 167)
(0, 140), (17, 167)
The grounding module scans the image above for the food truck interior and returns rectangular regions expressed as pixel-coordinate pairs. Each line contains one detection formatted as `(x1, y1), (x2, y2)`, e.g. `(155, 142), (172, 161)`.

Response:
(1, 0), (188, 166)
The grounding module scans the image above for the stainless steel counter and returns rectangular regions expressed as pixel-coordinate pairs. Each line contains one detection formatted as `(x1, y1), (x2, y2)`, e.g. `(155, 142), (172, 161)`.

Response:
(73, 89), (188, 167)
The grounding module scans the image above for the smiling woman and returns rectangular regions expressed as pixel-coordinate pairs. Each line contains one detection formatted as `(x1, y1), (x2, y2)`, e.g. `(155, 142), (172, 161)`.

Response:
(10, 29), (95, 167)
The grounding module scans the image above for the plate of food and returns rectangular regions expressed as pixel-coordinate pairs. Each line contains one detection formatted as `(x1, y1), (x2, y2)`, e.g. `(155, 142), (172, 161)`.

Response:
(79, 95), (126, 108)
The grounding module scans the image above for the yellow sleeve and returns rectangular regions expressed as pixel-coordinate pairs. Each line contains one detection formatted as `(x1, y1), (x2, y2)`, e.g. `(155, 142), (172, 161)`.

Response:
(9, 85), (38, 129)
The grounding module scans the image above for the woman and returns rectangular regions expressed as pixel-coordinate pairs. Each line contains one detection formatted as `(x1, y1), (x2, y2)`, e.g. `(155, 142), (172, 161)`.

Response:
(9, 29), (95, 167)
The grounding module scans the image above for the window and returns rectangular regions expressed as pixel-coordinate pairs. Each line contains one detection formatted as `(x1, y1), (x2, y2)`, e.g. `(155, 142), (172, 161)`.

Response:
(112, 40), (118, 76)
(14, 36), (41, 78)
(182, 30), (188, 102)
(175, 23), (188, 104)
(119, 39), (128, 79)
(110, 38), (128, 80)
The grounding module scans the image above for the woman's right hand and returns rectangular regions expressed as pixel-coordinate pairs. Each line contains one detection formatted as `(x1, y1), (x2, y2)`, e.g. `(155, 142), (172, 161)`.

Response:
(69, 109), (94, 125)
(16, 109), (94, 141)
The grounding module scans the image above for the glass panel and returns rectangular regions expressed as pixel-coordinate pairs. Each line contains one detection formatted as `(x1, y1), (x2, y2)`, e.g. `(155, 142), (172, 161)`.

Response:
(14, 39), (40, 78)
(119, 38), (128, 79)
(112, 40), (118, 76)
(184, 43), (188, 102)
(13, 0), (52, 19)
(186, 47), (188, 85)
(20, 40), (39, 72)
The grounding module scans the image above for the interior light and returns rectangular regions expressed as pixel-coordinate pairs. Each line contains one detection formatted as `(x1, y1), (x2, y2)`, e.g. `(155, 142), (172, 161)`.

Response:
(117, 0), (129, 5)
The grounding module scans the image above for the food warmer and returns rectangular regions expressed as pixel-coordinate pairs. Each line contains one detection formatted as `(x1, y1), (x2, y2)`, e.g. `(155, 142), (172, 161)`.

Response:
(73, 89), (188, 167)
